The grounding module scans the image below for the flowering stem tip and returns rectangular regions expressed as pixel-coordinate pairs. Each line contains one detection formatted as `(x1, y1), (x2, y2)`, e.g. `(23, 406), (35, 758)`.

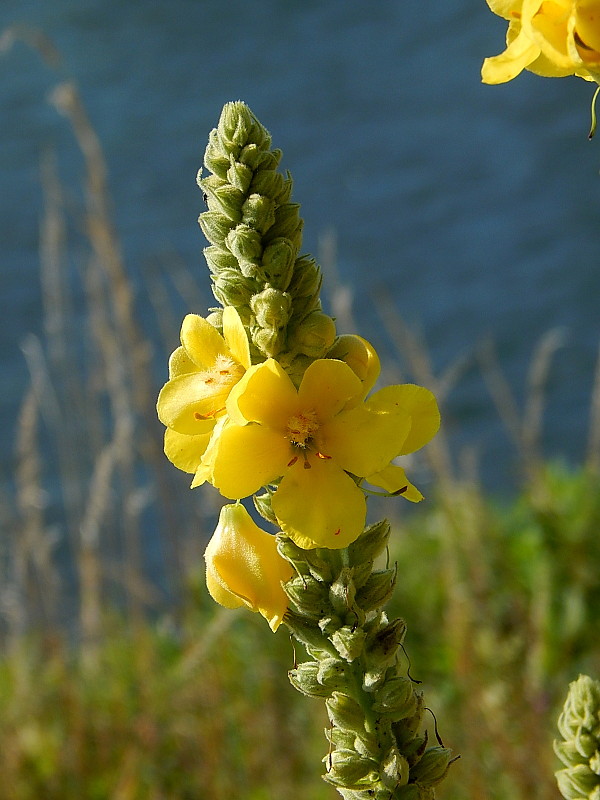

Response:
(555, 674), (600, 799)
(157, 100), (449, 797)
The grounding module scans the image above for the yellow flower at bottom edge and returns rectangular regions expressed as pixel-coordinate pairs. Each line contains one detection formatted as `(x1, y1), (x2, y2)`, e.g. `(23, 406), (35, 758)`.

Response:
(157, 306), (251, 481)
(204, 503), (294, 632)
(482, 0), (600, 84)
(198, 357), (439, 550)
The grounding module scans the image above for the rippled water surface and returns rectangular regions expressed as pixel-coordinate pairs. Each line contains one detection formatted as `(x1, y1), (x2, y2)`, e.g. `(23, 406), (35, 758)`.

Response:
(2, 0), (600, 492)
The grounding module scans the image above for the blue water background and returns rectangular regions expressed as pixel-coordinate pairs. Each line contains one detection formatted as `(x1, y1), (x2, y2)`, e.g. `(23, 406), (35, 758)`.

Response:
(2, 0), (600, 496)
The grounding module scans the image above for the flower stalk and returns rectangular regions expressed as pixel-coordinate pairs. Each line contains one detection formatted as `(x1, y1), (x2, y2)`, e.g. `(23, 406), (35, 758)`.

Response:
(279, 521), (453, 799)
(157, 100), (452, 797)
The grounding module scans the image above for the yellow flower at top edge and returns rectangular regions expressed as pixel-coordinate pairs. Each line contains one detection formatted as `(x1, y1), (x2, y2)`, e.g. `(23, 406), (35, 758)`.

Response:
(156, 306), (251, 482)
(205, 503), (293, 632)
(197, 356), (440, 550)
(482, 0), (600, 84)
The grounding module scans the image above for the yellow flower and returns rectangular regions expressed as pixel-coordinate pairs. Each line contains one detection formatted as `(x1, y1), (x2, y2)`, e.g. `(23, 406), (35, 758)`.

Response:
(157, 306), (251, 483)
(204, 503), (294, 631)
(482, 0), (600, 84)
(199, 357), (439, 550)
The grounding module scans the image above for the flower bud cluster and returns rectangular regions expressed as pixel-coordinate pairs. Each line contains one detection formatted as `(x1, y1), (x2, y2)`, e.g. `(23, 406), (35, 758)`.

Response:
(555, 674), (600, 800)
(278, 520), (453, 799)
(198, 101), (335, 362)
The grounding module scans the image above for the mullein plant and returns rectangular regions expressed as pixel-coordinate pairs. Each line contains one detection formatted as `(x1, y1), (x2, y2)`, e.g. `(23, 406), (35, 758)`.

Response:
(481, 0), (600, 134)
(157, 101), (454, 798)
(554, 674), (600, 799)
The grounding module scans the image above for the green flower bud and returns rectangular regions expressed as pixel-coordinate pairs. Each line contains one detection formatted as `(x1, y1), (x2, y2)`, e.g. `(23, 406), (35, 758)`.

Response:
(284, 575), (329, 620)
(326, 692), (365, 734)
(356, 569), (397, 614)
(251, 324), (286, 357)
(242, 193), (276, 234)
(261, 237), (296, 290)
(380, 745), (410, 789)
(284, 611), (338, 659)
(288, 661), (330, 698)
(329, 567), (357, 615)
(226, 223), (263, 263)
(204, 309), (223, 329)
(331, 626), (366, 662)
(556, 765), (599, 800)
(204, 182), (244, 222)
(348, 520), (391, 566)
(250, 169), (287, 203)
(325, 726), (356, 750)
(226, 158), (253, 193)
(251, 287), (292, 330)
(199, 211), (235, 248)
(288, 255), (322, 301)
(372, 677), (418, 721)
(212, 269), (256, 308)
(203, 130), (230, 179)
(218, 101), (270, 150)
(266, 203), (303, 246)
(326, 749), (378, 787)
(410, 747), (454, 788)
(289, 310), (337, 358)
(317, 657), (348, 691)
(367, 618), (407, 667)
(203, 246), (239, 275)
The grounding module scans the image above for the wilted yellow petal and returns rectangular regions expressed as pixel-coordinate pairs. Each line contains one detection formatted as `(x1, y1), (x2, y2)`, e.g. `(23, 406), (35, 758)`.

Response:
(204, 504), (293, 631)
(272, 458), (366, 549)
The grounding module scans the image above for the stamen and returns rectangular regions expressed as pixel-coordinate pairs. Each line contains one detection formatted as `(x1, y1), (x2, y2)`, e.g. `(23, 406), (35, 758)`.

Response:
(288, 456), (299, 467)
(315, 451), (332, 460)
(334, 528), (341, 536)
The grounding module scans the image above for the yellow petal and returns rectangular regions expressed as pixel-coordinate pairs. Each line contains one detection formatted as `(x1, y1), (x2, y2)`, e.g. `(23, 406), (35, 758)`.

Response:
(526, 0), (574, 70)
(227, 359), (299, 429)
(180, 314), (227, 369)
(204, 504), (293, 631)
(318, 405), (411, 477)
(222, 305), (251, 370)
(367, 465), (424, 503)
(168, 346), (197, 379)
(366, 384), (440, 455)
(164, 427), (212, 473)
(205, 559), (244, 609)
(157, 373), (228, 435)
(482, 26), (541, 82)
(325, 335), (381, 400)
(298, 359), (363, 422)
(486, 0), (524, 20)
(272, 458), (366, 549)
(211, 423), (291, 498)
